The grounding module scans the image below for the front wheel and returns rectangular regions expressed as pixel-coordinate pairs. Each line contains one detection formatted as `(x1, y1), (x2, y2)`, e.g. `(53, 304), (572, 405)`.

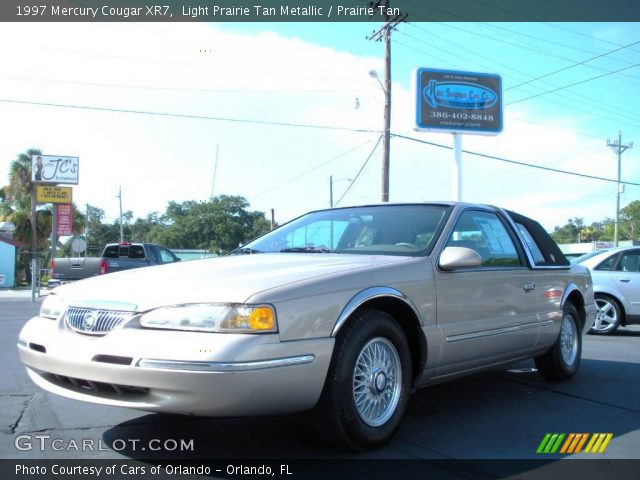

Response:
(311, 309), (412, 450)
(535, 303), (582, 381)
(590, 294), (622, 335)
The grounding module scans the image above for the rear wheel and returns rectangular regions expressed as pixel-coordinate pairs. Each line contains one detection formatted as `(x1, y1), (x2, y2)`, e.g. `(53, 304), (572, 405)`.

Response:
(590, 294), (622, 335)
(535, 303), (582, 381)
(311, 309), (412, 450)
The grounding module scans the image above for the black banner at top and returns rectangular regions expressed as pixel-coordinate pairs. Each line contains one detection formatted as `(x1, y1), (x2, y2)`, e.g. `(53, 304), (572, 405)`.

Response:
(1, 0), (640, 22)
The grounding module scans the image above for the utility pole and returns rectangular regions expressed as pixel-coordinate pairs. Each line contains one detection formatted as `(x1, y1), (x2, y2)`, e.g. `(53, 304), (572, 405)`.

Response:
(367, 0), (407, 202)
(329, 175), (334, 208)
(117, 186), (124, 243)
(211, 143), (219, 199)
(607, 132), (633, 246)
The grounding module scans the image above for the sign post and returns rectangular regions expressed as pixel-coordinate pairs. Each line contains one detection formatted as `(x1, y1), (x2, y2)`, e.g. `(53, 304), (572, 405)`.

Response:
(31, 154), (79, 277)
(414, 68), (503, 201)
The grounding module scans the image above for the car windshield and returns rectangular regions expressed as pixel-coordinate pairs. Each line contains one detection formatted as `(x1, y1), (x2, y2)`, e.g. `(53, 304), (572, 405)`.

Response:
(238, 204), (451, 256)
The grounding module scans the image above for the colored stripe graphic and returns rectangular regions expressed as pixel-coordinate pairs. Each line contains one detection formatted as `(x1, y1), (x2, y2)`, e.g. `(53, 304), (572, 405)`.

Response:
(560, 433), (588, 453)
(538, 433), (613, 454)
(537, 433), (565, 453)
(585, 433), (614, 453)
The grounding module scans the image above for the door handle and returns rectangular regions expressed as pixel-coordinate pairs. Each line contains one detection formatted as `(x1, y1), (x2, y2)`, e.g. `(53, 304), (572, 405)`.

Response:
(523, 282), (536, 292)
(619, 278), (631, 283)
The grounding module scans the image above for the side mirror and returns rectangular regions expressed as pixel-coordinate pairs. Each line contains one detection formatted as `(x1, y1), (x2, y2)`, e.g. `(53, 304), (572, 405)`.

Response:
(439, 246), (482, 270)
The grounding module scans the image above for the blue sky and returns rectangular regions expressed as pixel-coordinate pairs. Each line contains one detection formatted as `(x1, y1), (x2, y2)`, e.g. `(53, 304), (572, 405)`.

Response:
(1, 21), (639, 233)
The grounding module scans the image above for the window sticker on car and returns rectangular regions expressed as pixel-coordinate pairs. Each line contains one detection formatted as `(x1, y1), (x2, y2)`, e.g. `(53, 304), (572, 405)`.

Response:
(476, 218), (516, 255)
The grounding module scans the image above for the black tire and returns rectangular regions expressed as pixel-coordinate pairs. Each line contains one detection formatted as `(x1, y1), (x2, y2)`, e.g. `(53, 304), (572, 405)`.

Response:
(589, 294), (622, 335)
(535, 303), (582, 381)
(311, 309), (412, 450)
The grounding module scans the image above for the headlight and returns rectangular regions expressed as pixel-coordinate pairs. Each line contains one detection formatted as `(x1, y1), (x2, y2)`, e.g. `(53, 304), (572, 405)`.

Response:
(139, 304), (277, 333)
(40, 294), (67, 320)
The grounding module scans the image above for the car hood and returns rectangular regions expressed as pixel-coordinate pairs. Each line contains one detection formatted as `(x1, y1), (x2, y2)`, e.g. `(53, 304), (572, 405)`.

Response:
(52, 253), (412, 312)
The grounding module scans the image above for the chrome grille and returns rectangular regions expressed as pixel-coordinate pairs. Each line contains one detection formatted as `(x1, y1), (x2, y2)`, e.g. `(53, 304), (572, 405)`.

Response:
(65, 307), (134, 336)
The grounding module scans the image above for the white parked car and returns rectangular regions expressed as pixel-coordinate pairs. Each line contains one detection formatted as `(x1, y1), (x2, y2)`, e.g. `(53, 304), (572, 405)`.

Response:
(574, 246), (640, 334)
(18, 202), (596, 450)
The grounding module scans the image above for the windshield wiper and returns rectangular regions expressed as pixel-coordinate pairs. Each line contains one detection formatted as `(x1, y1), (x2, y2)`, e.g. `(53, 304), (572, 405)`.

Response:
(230, 247), (262, 255)
(280, 247), (331, 253)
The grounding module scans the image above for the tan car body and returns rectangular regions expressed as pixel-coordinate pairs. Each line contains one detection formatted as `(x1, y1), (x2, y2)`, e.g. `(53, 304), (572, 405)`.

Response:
(18, 203), (596, 431)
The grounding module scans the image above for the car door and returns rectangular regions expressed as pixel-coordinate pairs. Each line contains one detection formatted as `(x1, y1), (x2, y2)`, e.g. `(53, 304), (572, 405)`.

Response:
(609, 249), (640, 315)
(432, 208), (539, 376)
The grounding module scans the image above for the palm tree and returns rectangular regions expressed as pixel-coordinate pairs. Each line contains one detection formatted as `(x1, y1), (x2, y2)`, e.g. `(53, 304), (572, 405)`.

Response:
(2, 148), (52, 283)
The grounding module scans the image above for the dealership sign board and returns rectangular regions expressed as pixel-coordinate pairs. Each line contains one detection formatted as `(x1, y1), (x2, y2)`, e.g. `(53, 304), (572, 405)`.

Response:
(36, 186), (72, 204)
(56, 204), (73, 236)
(31, 155), (79, 184)
(415, 68), (502, 134)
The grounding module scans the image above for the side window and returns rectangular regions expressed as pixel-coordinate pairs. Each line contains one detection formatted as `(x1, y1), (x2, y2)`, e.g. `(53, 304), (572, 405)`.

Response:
(159, 247), (178, 264)
(615, 251), (640, 272)
(595, 255), (618, 271)
(448, 210), (522, 268)
(515, 223), (545, 265)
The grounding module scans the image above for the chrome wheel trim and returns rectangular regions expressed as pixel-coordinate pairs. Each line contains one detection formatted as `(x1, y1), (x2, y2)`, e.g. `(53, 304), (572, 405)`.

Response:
(560, 314), (578, 366)
(593, 298), (618, 333)
(352, 337), (402, 427)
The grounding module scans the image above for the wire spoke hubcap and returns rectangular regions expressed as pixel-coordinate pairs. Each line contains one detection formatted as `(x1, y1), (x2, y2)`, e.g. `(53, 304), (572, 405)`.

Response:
(560, 314), (578, 366)
(353, 337), (402, 427)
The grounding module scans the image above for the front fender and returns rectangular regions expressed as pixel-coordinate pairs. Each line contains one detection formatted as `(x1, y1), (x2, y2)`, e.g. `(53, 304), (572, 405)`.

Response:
(331, 286), (422, 337)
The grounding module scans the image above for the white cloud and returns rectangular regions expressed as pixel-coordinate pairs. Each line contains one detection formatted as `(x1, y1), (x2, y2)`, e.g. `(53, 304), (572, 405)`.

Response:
(0, 22), (634, 234)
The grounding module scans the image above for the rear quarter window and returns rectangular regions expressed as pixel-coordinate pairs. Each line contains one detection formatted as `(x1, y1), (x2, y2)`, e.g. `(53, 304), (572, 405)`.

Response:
(507, 210), (569, 267)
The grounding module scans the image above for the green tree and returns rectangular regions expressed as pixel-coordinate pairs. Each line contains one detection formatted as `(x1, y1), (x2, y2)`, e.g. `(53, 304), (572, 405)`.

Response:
(620, 200), (640, 241)
(1, 148), (52, 282)
(551, 217), (584, 244)
(156, 195), (271, 253)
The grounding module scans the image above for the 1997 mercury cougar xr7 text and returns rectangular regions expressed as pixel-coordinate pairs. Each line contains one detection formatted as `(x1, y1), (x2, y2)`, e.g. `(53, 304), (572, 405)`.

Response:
(18, 202), (596, 450)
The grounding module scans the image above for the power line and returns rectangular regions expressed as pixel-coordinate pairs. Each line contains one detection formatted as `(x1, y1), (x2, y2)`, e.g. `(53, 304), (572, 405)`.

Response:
(402, 25), (640, 122)
(251, 139), (377, 200)
(544, 22), (640, 53)
(507, 63), (640, 105)
(394, 31), (640, 130)
(505, 40), (640, 91)
(479, 22), (640, 61)
(0, 75), (358, 95)
(391, 133), (640, 187)
(0, 98), (379, 134)
(335, 135), (383, 206)
(435, 22), (640, 85)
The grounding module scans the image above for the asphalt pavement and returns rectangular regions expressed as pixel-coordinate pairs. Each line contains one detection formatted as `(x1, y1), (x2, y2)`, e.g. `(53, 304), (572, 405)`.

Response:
(1, 292), (639, 478)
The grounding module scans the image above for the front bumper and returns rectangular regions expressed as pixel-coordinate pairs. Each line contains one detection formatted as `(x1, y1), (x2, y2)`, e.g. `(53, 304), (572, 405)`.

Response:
(18, 315), (333, 416)
(584, 300), (598, 334)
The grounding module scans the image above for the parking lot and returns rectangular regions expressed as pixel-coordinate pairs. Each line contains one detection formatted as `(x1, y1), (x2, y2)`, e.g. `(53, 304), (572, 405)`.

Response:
(1, 291), (639, 478)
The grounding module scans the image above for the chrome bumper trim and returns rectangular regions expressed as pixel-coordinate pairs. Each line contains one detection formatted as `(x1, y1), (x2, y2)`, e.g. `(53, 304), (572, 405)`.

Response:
(136, 354), (315, 372)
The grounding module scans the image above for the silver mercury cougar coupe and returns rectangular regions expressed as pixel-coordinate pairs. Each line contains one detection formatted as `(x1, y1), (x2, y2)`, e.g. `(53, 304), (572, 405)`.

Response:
(18, 202), (596, 450)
